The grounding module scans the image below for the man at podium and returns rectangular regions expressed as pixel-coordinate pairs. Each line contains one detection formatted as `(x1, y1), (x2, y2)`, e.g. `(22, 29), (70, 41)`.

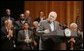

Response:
(37, 11), (64, 50)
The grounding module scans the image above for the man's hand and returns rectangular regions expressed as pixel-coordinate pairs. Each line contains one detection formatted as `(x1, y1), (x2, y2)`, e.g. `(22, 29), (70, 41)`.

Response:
(44, 29), (50, 34)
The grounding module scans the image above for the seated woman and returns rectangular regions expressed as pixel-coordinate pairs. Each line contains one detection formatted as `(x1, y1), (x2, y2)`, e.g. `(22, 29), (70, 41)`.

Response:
(1, 19), (16, 50)
(17, 22), (36, 50)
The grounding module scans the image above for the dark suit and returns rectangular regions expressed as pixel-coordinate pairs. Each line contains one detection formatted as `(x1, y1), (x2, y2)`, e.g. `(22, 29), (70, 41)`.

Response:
(17, 29), (33, 50)
(25, 17), (32, 27)
(32, 28), (40, 50)
(15, 20), (24, 31)
(1, 26), (16, 50)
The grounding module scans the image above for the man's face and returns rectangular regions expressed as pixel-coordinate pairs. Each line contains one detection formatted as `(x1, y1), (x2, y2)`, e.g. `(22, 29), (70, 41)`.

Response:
(40, 12), (44, 17)
(48, 15), (56, 22)
(25, 10), (30, 17)
(6, 9), (11, 16)
(20, 14), (25, 20)
(48, 11), (57, 22)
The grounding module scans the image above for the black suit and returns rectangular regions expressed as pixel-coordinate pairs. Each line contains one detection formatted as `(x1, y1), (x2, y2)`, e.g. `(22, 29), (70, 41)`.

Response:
(15, 20), (24, 31)
(32, 28), (40, 50)
(1, 26), (16, 50)
(25, 17), (32, 27)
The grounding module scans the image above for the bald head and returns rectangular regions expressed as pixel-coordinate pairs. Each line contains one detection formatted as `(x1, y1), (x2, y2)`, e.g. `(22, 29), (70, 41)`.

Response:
(48, 11), (57, 22)
(24, 10), (30, 17)
(25, 10), (30, 14)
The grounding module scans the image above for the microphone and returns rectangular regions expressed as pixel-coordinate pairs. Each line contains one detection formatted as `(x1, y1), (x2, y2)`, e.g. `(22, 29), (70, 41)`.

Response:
(59, 23), (68, 30)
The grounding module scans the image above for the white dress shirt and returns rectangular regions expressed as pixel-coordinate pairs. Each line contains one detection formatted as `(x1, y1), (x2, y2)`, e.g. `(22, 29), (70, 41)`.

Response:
(50, 22), (54, 31)
(24, 30), (29, 39)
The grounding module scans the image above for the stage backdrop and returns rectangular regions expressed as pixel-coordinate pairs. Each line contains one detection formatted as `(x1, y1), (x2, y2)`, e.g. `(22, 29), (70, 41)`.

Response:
(24, 1), (83, 31)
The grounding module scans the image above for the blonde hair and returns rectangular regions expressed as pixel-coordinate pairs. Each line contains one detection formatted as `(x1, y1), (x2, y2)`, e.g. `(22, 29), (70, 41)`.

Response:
(4, 19), (13, 28)
(70, 23), (77, 28)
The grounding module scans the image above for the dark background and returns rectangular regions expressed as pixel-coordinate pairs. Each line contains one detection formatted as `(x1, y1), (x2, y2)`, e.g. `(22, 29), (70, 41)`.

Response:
(0, 1), (24, 21)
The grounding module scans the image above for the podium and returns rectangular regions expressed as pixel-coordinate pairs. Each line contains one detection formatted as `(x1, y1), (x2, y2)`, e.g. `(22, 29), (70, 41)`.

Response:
(37, 29), (79, 50)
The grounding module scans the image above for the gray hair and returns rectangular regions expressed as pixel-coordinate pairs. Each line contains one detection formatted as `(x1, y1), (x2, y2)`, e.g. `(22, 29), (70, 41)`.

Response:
(48, 11), (57, 19)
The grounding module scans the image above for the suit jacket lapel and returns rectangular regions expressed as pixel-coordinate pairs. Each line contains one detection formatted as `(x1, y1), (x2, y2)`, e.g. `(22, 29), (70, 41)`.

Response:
(28, 30), (32, 37)
(22, 30), (26, 39)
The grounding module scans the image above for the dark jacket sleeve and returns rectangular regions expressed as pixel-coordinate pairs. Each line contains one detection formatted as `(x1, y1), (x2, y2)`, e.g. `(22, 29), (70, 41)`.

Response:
(75, 35), (82, 46)
(1, 28), (9, 40)
(17, 31), (25, 43)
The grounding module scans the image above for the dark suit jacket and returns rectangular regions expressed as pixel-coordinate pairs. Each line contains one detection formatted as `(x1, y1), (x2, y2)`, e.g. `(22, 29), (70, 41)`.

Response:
(25, 17), (32, 27)
(17, 29), (33, 49)
(1, 26), (16, 50)
(15, 20), (24, 31)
